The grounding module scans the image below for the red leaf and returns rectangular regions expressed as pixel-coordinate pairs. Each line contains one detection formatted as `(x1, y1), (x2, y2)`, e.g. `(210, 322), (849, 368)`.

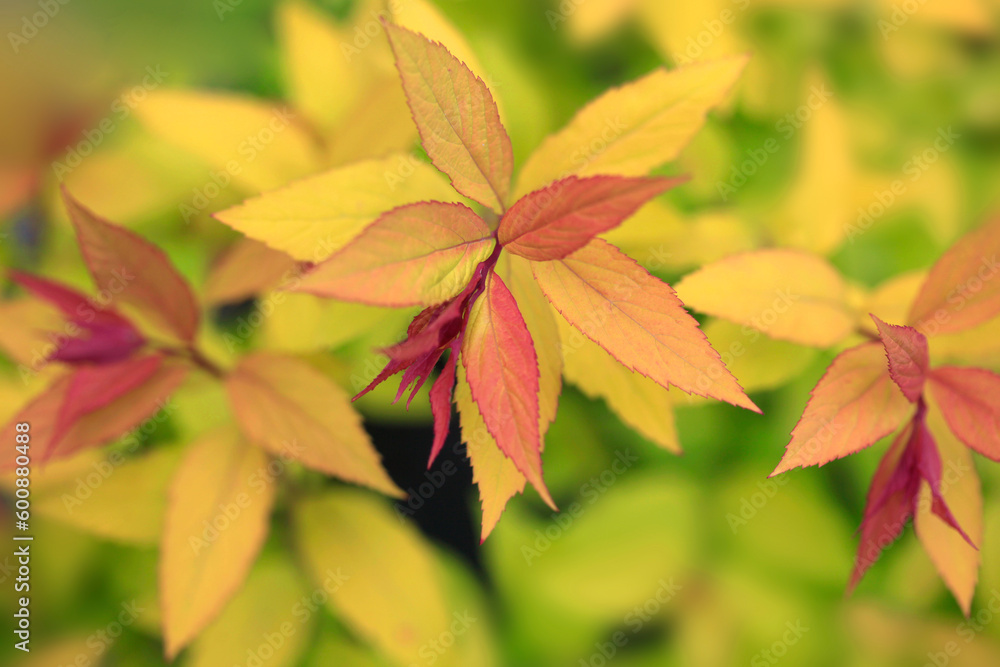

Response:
(8, 270), (144, 363)
(295, 202), (495, 306)
(871, 314), (929, 402)
(62, 188), (201, 343)
(498, 175), (684, 261)
(928, 366), (1000, 461)
(772, 343), (912, 475)
(908, 217), (1000, 335)
(531, 239), (757, 411)
(849, 425), (913, 592)
(51, 355), (163, 453)
(385, 23), (513, 212)
(1, 357), (187, 467)
(203, 238), (298, 306)
(462, 272), (555, 508)
(428, 342), (459, 467)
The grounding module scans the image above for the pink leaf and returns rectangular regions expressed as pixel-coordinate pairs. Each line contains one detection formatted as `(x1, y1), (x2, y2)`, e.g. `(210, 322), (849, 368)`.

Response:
(928, 366), (1000, 461)
(871, 314), (929, 402)
(498, 175), (684, 261)
(462, 272), (554, 508)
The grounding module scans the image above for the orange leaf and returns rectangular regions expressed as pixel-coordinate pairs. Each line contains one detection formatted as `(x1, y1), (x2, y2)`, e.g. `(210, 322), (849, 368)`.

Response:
(531, 238), (756, 411)
(295, 202), (495, 306)
(871, 314), (929, 403)
(385, 23), (513, 212)
(462, 271), (554, 508)
(498, 175), (683, 261)
(928, 366), (1000, 461)
(772, 343), (912, 475)
(62, 188), (201, 343)
(203, 239), (298, 306)
(160, 428), (275, 658)
(908, 217), (1000, 335)
(225, 352), (402, 497)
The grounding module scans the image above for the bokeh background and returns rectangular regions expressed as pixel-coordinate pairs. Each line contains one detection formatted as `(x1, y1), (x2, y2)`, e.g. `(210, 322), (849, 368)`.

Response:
(3, 0), (1000, 665)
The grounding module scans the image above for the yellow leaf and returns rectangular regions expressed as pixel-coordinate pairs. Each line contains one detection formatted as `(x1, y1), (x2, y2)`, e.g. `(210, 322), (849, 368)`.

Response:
(278, 2), (366, 134)
(566, 0), (639, 44)
(186, 554), (313, 667)
(702, 319), (818, 393)
(456, 364), (526, 541)
(28, 446), (182, 545)
(136, 91), (322, 193)
(502, 255), (562, 430)
(160, 428), (276, 658)
(325, 78), (418, 166)
(515, 55), (748, 197)
(294, 488), (451, 666)
(602, 200), (756, 271)
(637, 0), (744, 64)
(861, 270), (927, 337)
(214, 154), (460, 261)
(556, 316), (680, 452)
(226, 352), (402, 497)
(768, 83), (853, 254)
(917, 395), (983, 615)
(675, 249), (856, 347)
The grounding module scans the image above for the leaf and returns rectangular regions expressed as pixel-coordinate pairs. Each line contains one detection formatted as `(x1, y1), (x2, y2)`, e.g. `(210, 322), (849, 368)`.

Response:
(385, 23), (513, 211)
(498, 175), (683, 261)
(185, 554), (312, 667)
(848, 424), (912, 592)
(203, 238), (298, 306)
(908, 217), (1000, 335)
(514, 55), (748, 197)
(0, 359), (187, 468)
(456, 365), (526, 541)
(27, 446), (182, 545)
(50, 355), (164, 451)
(62, 189), (201, 343)
(927, 366), (1000, 461)
(295, 201), (495, 306)
(7, 270), (145, 363)
(225, 352), (402, 497)
(871, 315), (930, 403)
(278, 1), (365, 134)
(674, 249), (855, 348)
(772, 343), (913, 475)
(462, 271), (555, 508)
(916, 397), (982, 615)
(136, 90), (321, 192)
(293, 488), (451, 667)
(531, 238), (756, 411)
(556, 316), (679, 452)
(160, 428), (276, 659)
(214, 154), (460, 261)
(428, 343), (459, 465)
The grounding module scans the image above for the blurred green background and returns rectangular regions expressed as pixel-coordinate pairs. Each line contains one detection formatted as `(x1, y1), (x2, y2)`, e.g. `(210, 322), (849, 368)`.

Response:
(2, 0), (1000, 665)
